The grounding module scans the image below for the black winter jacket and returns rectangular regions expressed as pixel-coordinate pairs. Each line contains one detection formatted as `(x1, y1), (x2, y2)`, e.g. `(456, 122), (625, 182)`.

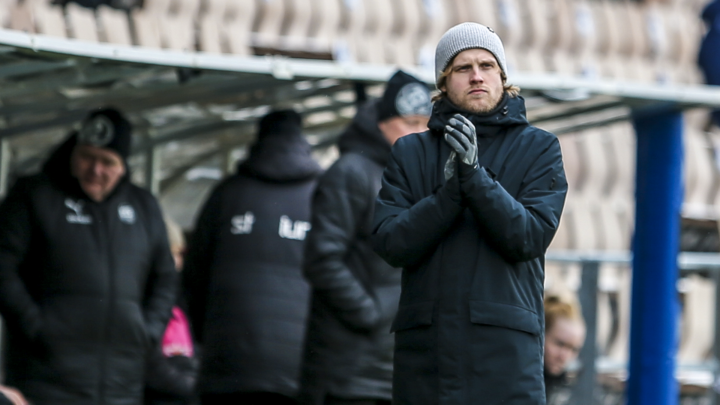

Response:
(0, 134), (177, 405)
(372, 95), (567, 405)
(299, 101), (402, 405)
(183, 125), (322, 397)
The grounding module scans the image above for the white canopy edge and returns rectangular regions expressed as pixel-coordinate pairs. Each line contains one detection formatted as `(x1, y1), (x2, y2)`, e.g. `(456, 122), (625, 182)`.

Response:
(2, 29), (720, 109)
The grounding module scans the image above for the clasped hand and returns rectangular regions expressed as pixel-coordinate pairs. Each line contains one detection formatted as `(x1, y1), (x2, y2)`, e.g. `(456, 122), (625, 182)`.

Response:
(444, 114), (478, 168)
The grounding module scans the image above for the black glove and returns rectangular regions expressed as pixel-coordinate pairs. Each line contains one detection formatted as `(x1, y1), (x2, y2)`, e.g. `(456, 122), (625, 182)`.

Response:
(444, 114), (478, 168)
(441, 154), (463, 205)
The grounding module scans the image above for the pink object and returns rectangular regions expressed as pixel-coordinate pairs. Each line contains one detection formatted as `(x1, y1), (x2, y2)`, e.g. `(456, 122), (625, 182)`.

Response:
(161, 306), (194, 357)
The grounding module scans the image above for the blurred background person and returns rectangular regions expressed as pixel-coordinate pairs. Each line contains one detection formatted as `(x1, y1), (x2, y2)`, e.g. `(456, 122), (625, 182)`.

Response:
(183, 109), (322, 405)
(0, 107), (177, 405)
(299, 70), (432, 405)
(145, 216), (198, 405)
(544, 294), (586, 405)
(699, 0), (720, 130)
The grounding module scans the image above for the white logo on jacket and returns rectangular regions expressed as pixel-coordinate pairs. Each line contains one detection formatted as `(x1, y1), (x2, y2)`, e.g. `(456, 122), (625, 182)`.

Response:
(231, 212), (255, 234)
(65, 198), (92, 224)
(278, 216), (311, 241)
(118, 204), (136, 224)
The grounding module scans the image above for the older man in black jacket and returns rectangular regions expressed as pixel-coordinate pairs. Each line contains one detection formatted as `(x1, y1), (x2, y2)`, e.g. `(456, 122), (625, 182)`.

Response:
(0, 107), (177, 405)
(372, 23), (568, 405)
(299, 70), (432, 405)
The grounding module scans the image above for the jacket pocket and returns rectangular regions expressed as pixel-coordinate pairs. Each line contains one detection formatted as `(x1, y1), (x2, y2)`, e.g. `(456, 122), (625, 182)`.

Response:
(391, 301), (434, 332)
(469, 300), (540, 336)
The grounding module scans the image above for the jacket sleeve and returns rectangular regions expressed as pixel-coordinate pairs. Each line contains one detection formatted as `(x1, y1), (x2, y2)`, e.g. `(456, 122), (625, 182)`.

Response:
(0, 180), (42, 340)
(181, 187), (222, 343)
(303, 161), (381, 331)
(142, 198), (179, 343)
(371, 138), (465, 269)
(459, 135), (567, 263)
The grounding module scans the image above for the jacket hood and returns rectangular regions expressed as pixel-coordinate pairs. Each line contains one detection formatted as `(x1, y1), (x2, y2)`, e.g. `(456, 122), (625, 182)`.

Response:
(237, 128), (322, 183)
(42, 132), (130, 200)
(338, 100), (392, 166)
(427, 93), (529, 138)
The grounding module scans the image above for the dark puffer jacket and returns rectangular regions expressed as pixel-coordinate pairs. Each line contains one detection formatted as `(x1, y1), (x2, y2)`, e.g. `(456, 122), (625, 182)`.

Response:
(0, 134), (177, 405)
(298, 101), (402, 405)
(183, 110), (322, 397)
(372, 95), (567, 405)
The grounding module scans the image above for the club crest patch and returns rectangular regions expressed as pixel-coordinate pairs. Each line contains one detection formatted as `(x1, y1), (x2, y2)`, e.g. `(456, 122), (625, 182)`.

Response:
(118, 204), (136, 224)
(78, 115), (115, 147)
(396, 82), (432, 117)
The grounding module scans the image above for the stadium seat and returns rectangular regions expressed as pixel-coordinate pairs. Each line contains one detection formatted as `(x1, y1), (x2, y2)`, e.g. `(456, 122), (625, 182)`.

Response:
(96, 5), (132, 45)
(335, 0), (369, 63)
(225, 0), (256, 56)
(622, 1), (653, 83)
(198, 0), (227, 54)
(684, 128), (716, 219)
(516, 0), (549, 73)
(545, 0), (576, 76)
(415, 0), (451, 72)
(253, 0), (285, 52)
(362, 0), (393, 65)
(0, 0), (12, 28)
(65, 3), (99, 42)
(493, 0), (524, 74)
(569, 0), (600, 79)
(677, 275), (715, 363)
(160, 0), (199, 51)
(11, 0), (67, 37)
(389, 0), (423, 67)
(463, 0), (497, 28)
(131, 0), (169, 48)
(594, 1), (624, 80)
(281, 0), (314, 52)
(307, 0), (342, 58)
(604, 266), (631, 366)
(606, 124), (636, 249)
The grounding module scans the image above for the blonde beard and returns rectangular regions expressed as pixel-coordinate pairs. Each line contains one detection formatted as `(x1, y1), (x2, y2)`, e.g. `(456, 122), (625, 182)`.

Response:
(446, 90), (503, 114)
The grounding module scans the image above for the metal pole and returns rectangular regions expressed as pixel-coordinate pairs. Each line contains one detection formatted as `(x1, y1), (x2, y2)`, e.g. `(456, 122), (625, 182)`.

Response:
(0, 139), (10, 198)
(571, 261), (600, 404)
(145, 147), (161, 196)
(713, 271), (720, 405)
(627, 108), (683, 405)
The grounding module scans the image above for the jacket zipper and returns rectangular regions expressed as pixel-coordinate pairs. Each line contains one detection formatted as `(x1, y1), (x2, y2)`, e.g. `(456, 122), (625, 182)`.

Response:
(97, 203), (115, 405)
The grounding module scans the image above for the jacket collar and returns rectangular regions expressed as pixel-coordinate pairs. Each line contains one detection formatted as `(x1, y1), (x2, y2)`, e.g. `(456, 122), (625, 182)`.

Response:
(427, 93), (529, 138)
(337, 100), (392, 166)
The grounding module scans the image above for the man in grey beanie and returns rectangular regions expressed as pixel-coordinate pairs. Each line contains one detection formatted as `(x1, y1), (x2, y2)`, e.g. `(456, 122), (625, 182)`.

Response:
(371, 22), (568, 405)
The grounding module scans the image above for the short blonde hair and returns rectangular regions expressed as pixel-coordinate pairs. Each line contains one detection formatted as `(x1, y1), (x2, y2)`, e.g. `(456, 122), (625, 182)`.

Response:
(544, 294), (585, 333)
(432, 63), (520, 103)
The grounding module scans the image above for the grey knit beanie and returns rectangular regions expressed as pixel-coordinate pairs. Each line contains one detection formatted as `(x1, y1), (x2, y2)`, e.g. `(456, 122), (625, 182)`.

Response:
(434, 22), (507, 86)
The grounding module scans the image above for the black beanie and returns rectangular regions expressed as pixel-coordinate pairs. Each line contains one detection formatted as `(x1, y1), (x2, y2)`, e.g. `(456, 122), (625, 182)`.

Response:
(376, 70), (432, 122)
(257, 109), (303, 139)
(77, 107), (132, 159)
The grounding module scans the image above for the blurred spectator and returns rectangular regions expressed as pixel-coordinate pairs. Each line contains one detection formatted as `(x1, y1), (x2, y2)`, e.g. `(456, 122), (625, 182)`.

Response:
(699, 0), (720, 130)
(0, 107), (177, 405)
(0, 385), (28, 405)
(183, 109), (322, 405)
(144, 216), (198, 405)
(298, 70), (431, 405)
(544, 294), (586, 405)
